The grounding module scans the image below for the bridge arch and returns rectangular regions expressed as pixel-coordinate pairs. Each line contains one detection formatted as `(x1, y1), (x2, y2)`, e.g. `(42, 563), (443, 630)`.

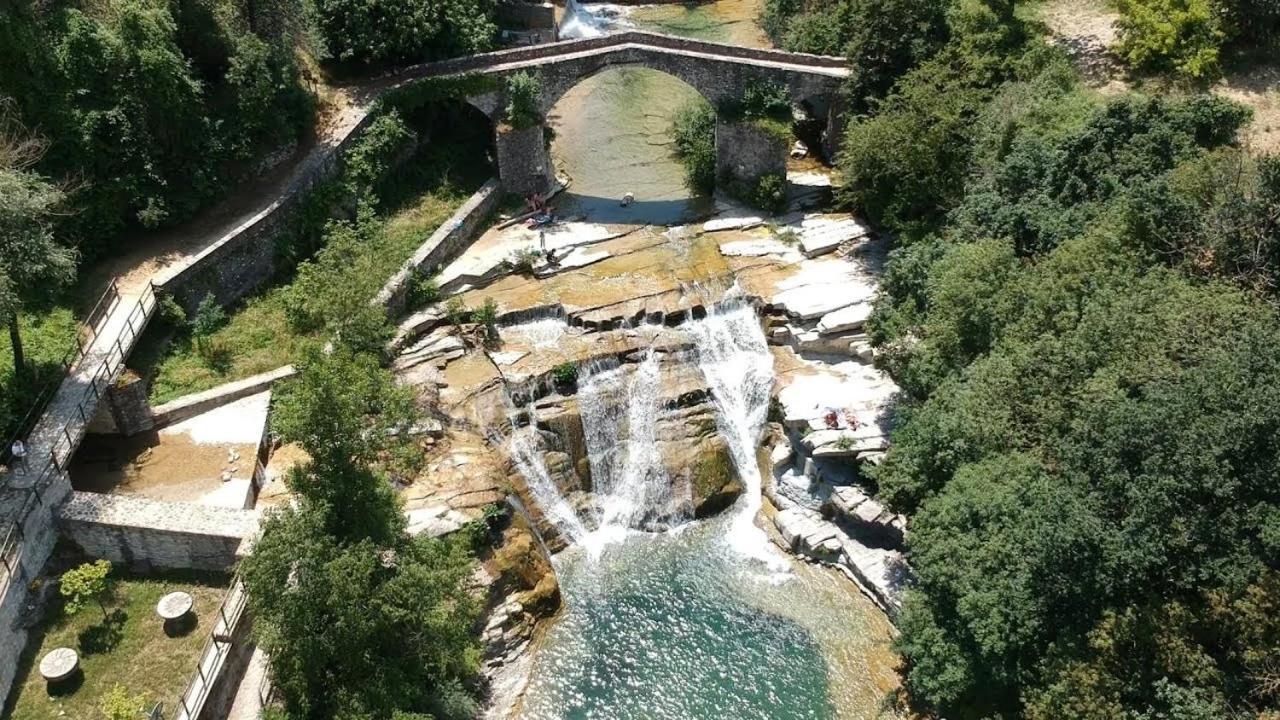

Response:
(395, 32), (851, 198)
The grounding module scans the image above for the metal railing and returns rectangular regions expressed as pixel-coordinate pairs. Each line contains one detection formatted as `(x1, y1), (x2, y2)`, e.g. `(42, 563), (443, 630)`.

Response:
(170, 575), (249, 720)
(2, 279), (121, 466)
(0, 282), (158, 602)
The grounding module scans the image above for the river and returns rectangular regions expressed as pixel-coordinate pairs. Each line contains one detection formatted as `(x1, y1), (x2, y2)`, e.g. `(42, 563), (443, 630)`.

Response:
(549, 0), (768, 225)
(513, 5), (900, 719)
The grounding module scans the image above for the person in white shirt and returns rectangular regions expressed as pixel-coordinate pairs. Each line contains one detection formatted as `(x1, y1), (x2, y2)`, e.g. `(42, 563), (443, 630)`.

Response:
(10, 439), (27, 474)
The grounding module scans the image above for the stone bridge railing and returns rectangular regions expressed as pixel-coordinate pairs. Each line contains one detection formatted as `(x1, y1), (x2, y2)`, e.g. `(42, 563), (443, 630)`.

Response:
(391, 30), (850, 82)
(384, 31), (851, 197)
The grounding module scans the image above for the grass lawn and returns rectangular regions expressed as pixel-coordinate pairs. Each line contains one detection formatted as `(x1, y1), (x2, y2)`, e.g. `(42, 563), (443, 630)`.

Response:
(6, 570), (229, 720)
(1, 306), (81, 443)
(134, 137), (488, 404)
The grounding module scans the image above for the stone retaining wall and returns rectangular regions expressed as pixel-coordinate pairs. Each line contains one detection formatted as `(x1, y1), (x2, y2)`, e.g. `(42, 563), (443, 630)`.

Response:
(375, 178), (504, 316)
(151, 366), (296, 430)
(156, 112), (382, 314)
(0, 472), (72, 711)
(56, 492), (257, 573)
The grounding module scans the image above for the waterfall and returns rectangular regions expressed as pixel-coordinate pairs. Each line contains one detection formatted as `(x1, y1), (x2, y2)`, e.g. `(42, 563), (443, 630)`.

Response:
(488, 402), (589, 546)
(560, 0), (609, 39)
(579, 350), (679, 533)
(686, 294), (778, 560)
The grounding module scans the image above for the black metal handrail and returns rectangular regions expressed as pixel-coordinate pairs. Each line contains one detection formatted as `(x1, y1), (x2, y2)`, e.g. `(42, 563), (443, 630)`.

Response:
(0, 282), (157, 601)
(2, 279), (122, 465)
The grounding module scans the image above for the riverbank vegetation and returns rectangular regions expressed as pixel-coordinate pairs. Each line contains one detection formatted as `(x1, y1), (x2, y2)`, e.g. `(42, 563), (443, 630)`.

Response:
(764, 0), (1280, 717)
(243, 346), (481, 719)
(133, 108), (490, 403)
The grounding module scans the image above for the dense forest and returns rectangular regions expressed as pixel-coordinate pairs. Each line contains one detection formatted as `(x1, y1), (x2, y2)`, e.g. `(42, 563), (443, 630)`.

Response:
(6, 0), (1280, 717)
(0, 0), (495, 446)
(767, 0), (1280, 717)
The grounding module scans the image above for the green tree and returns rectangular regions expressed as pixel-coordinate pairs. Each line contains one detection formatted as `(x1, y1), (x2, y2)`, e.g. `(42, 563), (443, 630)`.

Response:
(61, 559), (114, 620)
(242, 505), (480, 719)
(311, 0), (497, 66)
(504, 71), (542, 129)
(244, 346), (479, 718)
(0, 154), (75, 374)
(671, 101), (716, 193)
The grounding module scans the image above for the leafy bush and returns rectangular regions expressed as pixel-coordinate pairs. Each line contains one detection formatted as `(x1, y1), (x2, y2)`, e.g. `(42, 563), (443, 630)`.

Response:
(100, 685), (147, 720)
(311, 0), (496, 67)
(61, 559), (113, 619)
(0, 0), (314, 258)
(1116, 0), (1225, 78)
(505, 247), (544, 274)
(474, 297), (499, 341)
(407, 268), (440, 310)
(763, 0), (950, 112)
(671, 101), (717, 194)
(343, 111), (416, 197)
(551, 362), (578, 384)
(504, 71), (542, 129)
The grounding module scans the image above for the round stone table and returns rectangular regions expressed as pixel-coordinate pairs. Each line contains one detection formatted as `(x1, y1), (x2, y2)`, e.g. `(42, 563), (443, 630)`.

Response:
(157, 591), (194, 622)
(39, 647), (78, 684)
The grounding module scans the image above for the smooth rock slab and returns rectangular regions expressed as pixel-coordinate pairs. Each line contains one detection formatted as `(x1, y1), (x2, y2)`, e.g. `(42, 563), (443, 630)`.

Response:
(816, 303), (873, 335)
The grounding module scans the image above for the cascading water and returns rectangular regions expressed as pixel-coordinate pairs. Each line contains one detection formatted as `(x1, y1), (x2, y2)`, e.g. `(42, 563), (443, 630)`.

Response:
(559, 0), (611, 39)
(487, 402), (588, 546)
(578, 350), (680, 534)
(686, 293), (778, 560)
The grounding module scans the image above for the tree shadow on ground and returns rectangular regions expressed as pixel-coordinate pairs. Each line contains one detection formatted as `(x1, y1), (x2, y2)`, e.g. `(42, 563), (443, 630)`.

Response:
(78, 608), (127, 655)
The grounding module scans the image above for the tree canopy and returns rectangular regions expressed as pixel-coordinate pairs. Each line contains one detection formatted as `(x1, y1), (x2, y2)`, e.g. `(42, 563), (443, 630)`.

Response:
(836, 2), (1280, 717)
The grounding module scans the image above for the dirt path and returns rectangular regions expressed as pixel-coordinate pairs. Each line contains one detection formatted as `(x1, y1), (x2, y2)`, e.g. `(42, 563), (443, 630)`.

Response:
(78, 85), (371, 300)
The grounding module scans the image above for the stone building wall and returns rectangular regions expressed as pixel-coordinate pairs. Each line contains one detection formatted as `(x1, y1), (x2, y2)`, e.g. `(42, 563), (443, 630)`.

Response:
(56, 492), (257, 573)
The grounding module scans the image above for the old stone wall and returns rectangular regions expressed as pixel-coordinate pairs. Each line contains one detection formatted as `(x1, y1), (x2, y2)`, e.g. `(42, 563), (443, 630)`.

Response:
(56, 492), (257, 573)
(496, 125), (553, 196)
(0, 470), (72, 711)
(376, 179), (504, 316)
(151, 365), (296, 430)
(157, 110), (383, 314)
(716, 119), (788, 189)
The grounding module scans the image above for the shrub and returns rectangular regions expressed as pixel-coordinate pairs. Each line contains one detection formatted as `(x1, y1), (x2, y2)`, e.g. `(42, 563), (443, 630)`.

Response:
(100, 685), (147, 720)
(505, 72), (542, 130)
(474, 297), (499, 340)
(506, 247), (543, 274)
(1116, 0), (1225, 78)
(407, 268), (440, 310)
(671, 101), (717, 194)
(733, 173), (787, 214)
(60, 559), (113, 620)
(343, 111), (415, 197)
(552, 362), (578, 384)
(444, 297), (467, 327)
(311, 0), (497, 67)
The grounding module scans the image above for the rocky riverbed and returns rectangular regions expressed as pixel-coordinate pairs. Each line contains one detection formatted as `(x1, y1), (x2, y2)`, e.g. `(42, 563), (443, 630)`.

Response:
(383, 175), (907, 716)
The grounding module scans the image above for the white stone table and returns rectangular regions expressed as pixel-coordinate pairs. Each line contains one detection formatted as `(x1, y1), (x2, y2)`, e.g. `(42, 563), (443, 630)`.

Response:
(157, 591), (194, 622)
(39, 647), (78, 683)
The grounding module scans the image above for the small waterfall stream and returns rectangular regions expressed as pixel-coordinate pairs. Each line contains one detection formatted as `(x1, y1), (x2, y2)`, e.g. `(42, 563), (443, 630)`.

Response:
(559, 0), (611, 39)
(685, 295), (778, 559)
(490, 405), (589, 545)
(579, 350), (680, 533)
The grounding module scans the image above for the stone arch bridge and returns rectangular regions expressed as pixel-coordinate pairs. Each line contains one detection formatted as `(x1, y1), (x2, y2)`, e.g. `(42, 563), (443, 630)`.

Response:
(392, 31), (851, 195)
